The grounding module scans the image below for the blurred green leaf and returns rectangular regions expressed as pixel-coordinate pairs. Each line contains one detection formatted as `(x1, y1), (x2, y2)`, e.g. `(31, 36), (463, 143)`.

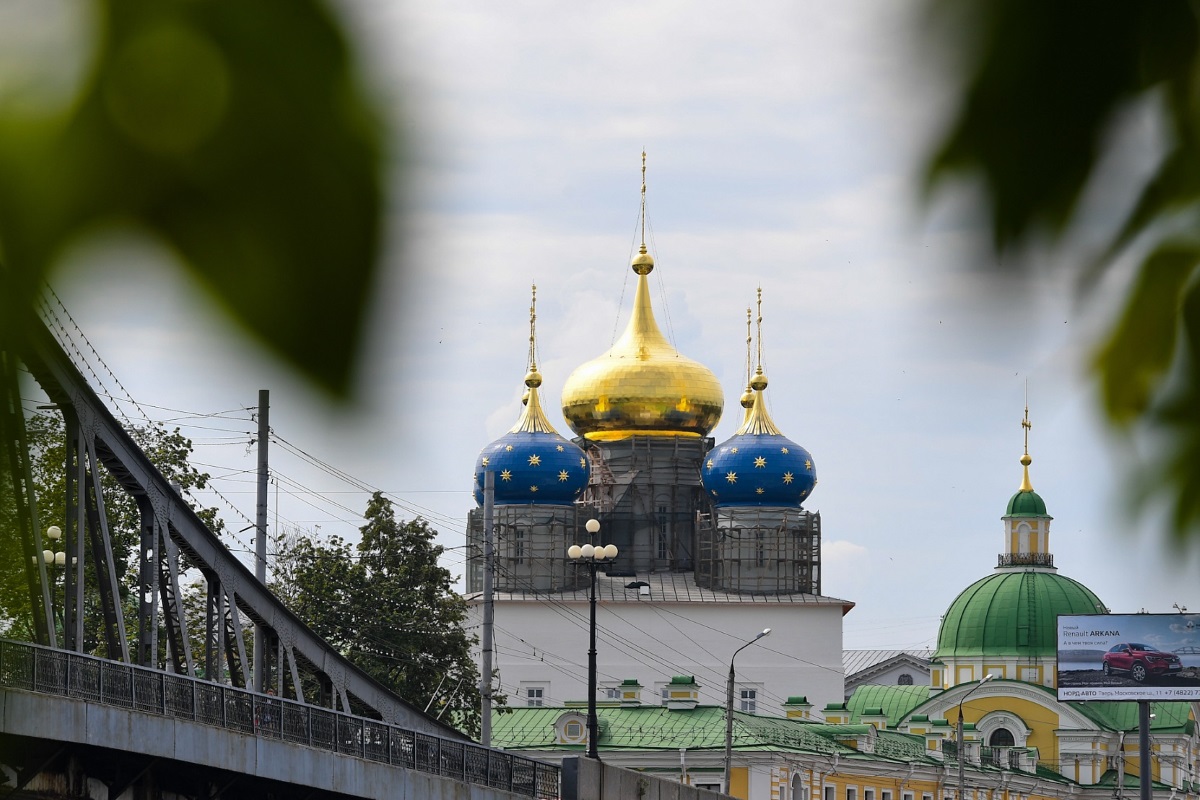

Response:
(1092, 242), (1199, 423)
(924, 0), (1200, 549)
(0, 0), (385, 396)
(925, 1), (1198, 248)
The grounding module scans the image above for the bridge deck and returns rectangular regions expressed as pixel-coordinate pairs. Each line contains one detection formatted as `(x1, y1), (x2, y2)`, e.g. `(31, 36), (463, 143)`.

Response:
(0, 639), (559, 799)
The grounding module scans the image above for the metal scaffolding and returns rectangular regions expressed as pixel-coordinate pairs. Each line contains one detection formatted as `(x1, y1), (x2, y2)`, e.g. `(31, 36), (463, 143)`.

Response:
(696, 506), (821, 595)
(467, 435), (825, 597)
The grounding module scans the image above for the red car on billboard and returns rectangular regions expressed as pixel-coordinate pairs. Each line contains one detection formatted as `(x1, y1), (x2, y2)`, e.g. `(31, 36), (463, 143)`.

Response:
(1102, 643), (1183, 682)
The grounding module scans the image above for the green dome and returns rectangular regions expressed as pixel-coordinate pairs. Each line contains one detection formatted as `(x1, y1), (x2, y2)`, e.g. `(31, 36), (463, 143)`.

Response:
(935, 571), (1104, 659)
(1005, 488), (1048, 517)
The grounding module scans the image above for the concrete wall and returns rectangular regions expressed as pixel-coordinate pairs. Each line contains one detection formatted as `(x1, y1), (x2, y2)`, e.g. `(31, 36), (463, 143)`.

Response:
(0, 689), (532, 800)
(562, 757), (731, 800)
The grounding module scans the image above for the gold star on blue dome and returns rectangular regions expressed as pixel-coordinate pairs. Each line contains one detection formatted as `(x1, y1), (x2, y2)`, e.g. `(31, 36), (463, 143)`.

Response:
(557, 445), (564, 452)
(783, 472), (794, 484)
(730, 447), (739, 454)
(530, 485), (539, 493)
(528, 454), (541, 466)
(756, 487), (764, 494)
(754, 456), (766, 468)
(725, 472), (737, 484)
(706, 459), (714, 469)
(558, 470), (569, 481)
(804, 459), (812, 470)
(781, 447), (789, 454)
(481, 457), (490, 467)
(505, 445), (513, 452)
(580, 457), (586, 468)
(501, 470), (512, 481)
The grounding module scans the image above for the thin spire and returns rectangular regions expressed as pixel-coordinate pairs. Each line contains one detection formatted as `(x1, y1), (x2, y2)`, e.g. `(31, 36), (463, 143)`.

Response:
(1019, 389), (1034, 492)
(528, 283), (538, 372)
(511, 284), (555, 434)
(740, 307), (755, 420)
(739, 290), (781, 436)
(744, 307), (753, 388)
(755, 286), (764, 374)
(640, 150), (647, 248)
(632, 152), (655, 275)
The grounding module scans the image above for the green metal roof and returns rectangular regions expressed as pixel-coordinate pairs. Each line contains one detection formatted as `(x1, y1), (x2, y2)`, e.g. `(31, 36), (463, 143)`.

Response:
(935, 570), (1104, 658)
(1095, 769), (1173, 790)
(1005, 488), (1048, 517)
(1069, 700), (1195, 733)
(490, 705), (931, 762)
(899, 682), (1195, 734)
(846, 684), (930, 726)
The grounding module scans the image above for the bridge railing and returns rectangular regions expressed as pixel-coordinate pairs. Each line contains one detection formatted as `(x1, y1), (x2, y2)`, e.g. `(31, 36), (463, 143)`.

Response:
(0, 639), (559, 799)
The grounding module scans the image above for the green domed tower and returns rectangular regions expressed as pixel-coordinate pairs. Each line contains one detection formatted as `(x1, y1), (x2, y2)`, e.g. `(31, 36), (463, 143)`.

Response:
(932, 405), (1107, 692)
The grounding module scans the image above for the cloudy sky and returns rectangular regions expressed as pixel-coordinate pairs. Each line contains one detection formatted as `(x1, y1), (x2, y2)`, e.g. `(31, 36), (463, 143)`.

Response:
(18, 1), (1197, 657)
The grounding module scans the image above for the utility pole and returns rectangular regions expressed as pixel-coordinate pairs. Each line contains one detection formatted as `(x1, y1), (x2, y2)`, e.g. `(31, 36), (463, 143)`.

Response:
(253, 389), (269, 693)
(480, 470), (495, 746)
(1138, 701), (1151, 800)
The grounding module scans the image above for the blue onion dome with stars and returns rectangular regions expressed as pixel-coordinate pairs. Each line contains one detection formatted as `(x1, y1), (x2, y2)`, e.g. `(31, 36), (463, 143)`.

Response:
(703, 366), (817, 508)
(474, 370), (590, 505)
(474, 286), (590, 506)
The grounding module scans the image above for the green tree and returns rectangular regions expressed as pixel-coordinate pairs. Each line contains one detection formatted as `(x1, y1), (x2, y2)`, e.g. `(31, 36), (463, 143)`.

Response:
(925, 2), (1200, 544)
(278, 492), (484, 737)
(1, 408), (224, 654)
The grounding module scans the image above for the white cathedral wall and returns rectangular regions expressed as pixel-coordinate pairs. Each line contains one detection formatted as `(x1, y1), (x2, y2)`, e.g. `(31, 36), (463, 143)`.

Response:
(469, 597), (846, 713)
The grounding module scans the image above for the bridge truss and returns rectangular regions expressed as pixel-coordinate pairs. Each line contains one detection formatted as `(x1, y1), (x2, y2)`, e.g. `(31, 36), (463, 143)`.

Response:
(2, 315), (461, 740)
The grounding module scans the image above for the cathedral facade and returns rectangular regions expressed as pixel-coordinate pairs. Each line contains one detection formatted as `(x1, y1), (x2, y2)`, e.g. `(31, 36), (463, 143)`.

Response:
(465, 212), (848, 713)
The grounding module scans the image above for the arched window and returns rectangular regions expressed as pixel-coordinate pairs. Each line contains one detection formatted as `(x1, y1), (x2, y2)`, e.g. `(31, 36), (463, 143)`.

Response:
(898, 673), (913, 685)
(1017, 522), (1031, 554)
(989, 728), (1015, 747)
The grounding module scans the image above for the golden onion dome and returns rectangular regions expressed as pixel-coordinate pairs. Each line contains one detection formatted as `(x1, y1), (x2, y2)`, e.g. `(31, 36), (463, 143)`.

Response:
(561, 245), (724, 440)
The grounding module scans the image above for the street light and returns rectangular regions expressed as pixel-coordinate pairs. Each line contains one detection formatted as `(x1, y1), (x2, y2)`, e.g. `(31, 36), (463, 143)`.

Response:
(957, 674), (993, 800)
(567, 518), (618, 760)
(724, 627), (771, 794)
(37, 526), (67, 636)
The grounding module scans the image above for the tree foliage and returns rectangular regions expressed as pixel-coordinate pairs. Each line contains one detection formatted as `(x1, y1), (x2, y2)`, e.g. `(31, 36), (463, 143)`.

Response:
(276, 492), (484, 737)
(0, 409), (223, 654)
(925, 1), (1200, 544)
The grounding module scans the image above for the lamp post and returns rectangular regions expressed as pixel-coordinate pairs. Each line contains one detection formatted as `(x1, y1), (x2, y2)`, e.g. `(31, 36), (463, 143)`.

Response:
(957, 674), (993, 800)
(36, 526), (66, 636)
(568, 519), (618, 760)
(724, 627), (771, 794)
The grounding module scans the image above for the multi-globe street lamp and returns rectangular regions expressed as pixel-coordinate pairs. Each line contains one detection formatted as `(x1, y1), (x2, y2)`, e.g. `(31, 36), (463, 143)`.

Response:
(725, 627), (771, 794)
(567, 518), (617, 760)
(33, 525), (66, 635)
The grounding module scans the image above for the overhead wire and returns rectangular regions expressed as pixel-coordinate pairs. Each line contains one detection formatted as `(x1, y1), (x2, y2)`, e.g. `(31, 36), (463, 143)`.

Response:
(483, 557), (808, 713)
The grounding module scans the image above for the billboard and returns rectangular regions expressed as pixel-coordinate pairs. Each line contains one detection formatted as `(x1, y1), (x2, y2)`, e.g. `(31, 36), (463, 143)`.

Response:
(1058, 614), (1200, 701)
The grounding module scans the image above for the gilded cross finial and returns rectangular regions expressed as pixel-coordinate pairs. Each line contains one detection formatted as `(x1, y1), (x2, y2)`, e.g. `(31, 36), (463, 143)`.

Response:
(745, 307), (753, 388)
(640, 150), (648, 248)
(755, 287), (764, 374)
(528, 283), (538, 373)
(1022, 382), (1031, 455)
(1019, 383), (1034, 491)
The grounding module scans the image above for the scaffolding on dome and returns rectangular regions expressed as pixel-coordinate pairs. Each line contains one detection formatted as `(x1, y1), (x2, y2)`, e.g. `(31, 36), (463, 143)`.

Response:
(466, 504), (591, 594)
(575, 436), (712, 574)
(695, 507), (822, 595)
(467, 437), (823, 597)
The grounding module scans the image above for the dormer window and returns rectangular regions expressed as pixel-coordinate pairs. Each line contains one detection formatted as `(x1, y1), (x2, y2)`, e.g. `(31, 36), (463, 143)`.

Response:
(553, 712), (589, 746)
